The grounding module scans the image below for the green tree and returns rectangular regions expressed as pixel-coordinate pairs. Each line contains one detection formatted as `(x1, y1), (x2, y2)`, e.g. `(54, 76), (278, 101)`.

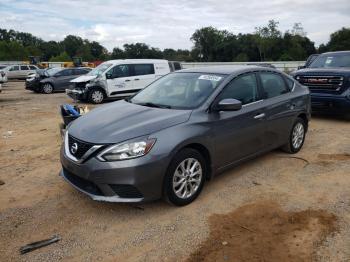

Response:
(325, 27), (350, 51)
(49, 51), (71, 62)
(62, 35), (84, 58)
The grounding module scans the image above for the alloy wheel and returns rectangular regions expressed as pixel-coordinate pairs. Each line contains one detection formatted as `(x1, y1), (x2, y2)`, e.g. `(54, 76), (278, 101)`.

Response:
(172, 158), (202, 199)
(42, 83), (53, 94)
(91, 90), (104, 103)
(292, 122), (305, 149)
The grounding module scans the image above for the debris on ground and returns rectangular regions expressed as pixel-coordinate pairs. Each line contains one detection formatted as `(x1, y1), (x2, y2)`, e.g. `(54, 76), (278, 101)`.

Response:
(0, 179), (5, 185)
(19, 235), (61, 254)
(2, 131), (14, 139)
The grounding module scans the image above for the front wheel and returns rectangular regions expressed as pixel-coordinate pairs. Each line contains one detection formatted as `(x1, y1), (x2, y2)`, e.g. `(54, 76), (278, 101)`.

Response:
(88, 89), (105, 104)
(164, 148), (206, 206)
(42, 83), (54, 94)
(282, 117), (307, 154)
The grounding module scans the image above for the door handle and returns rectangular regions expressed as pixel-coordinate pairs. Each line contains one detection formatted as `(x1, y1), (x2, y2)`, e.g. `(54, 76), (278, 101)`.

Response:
(134, 78), (140, 81)
(254, 113), (266, 119)
(125, 80), (131, 82)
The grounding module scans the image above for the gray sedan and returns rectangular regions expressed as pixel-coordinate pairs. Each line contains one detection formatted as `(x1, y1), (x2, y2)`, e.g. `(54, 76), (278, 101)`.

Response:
(60, 66), (311, 206)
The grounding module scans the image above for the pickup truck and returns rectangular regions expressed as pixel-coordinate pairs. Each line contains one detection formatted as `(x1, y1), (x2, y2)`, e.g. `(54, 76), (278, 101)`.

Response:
(291, 51), (350, 118)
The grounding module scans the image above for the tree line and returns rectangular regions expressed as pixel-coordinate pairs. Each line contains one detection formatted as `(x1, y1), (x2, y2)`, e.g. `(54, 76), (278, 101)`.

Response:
(0, 20), (349, 63)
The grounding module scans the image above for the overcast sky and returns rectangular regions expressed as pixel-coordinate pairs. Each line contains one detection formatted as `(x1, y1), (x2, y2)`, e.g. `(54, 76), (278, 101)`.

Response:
(1, 0), (349, 51)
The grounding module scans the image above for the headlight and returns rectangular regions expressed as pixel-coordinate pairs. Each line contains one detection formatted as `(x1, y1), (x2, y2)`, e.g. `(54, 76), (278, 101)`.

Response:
(97, 138), (156, 161)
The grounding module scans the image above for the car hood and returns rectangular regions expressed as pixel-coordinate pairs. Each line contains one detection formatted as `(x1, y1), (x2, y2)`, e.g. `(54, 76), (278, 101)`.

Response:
(295, 67), (350, 76)
(70, 75), (97, 83)
(68, 100), (192, 144)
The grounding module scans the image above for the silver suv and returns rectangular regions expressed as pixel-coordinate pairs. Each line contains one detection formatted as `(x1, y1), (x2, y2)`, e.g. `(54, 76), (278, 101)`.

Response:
(5, 65), (39, 80)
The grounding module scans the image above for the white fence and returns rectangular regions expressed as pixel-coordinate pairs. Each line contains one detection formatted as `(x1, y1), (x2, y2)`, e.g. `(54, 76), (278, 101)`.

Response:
(182, 61), (305, 73)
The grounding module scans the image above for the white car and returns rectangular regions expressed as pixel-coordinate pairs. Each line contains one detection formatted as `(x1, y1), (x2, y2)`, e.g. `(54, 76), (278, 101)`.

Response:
(66, 59), (171, 103)
(0, 69), (8, 86)
(4, 65), (39, 80)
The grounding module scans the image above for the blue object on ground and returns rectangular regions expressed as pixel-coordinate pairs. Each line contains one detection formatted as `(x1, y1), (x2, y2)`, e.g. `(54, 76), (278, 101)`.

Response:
(64, 104), (80, 116)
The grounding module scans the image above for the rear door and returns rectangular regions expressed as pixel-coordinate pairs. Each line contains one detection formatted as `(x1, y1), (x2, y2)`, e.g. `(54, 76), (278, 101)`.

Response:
(20, 65), (30, 78)
(132, 64), (156, 90)
(55, 69), (76, 90)
(7, 65), (19, 78)
(257, 71), (295, 149)
(212, 73), (266, 167)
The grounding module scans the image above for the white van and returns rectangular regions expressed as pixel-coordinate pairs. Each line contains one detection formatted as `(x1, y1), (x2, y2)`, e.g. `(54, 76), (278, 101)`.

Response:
(67, 59), (171, 103)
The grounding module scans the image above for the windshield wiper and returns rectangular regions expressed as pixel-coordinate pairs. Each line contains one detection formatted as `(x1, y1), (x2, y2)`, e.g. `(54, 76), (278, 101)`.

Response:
(137, 102), (172, 109)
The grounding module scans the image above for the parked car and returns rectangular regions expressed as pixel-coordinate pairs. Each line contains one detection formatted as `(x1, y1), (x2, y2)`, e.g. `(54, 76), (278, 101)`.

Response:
(4, 64), (39, 80)
(60, 65), (311, 206)
(291, 51), (350, 117)
(0, 70), (8, 84)
(26, 67), (91, 94)
(66, 59), (171, 104)
(168, 61), (183, 72)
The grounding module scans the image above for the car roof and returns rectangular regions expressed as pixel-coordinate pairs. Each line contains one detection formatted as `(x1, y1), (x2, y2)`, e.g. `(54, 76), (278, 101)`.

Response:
(321, 51), (350, 55)
(178, 65), (279, 75)
(106, 59), (168, 65)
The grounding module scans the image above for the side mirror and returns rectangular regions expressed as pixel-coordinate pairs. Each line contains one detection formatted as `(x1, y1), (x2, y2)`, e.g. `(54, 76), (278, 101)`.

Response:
(214, 98), (242, 111)
(106, 72), (113, 79)
(297, 66), (306, 70)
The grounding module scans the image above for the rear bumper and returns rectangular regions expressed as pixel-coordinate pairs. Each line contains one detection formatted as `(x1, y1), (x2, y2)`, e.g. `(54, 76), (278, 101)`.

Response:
(311, 92), (350, 113)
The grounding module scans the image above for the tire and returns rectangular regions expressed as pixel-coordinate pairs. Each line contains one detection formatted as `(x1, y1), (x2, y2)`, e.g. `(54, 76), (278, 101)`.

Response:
(42, 83), (54, 94)
(88, 88), (105, 104)
(164, 148), (206, 206)
(282, 117), (307, 154)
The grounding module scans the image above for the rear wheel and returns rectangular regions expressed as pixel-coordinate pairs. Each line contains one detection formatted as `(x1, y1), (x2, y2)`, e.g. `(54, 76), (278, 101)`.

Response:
(164, 148), (206, 206)
(88, 88), (105, 104)
(42, 83), (54, 94)
(282, 117), (306, 154)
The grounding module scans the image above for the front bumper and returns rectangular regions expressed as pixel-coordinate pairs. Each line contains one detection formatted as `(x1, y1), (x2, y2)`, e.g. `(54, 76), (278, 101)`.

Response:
(60, 144), (168, 203)
(25, 79), (41, 91)
(66, 88), (87, 101)
(311, 91), (350, 113)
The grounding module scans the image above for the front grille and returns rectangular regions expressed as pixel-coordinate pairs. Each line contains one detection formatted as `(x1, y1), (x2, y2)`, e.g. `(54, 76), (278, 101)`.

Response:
(63, 168), (103, 196)
(68, 135), (94, 159)
(297, 75), (344, 90)
(109, 184), (143, 198)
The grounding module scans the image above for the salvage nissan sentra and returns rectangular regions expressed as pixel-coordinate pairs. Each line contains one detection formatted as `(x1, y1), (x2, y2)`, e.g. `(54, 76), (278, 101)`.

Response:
(60, 66), (311, 206)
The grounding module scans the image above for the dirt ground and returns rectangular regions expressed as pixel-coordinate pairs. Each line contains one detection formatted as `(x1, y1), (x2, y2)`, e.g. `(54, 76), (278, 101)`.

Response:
(0, 81), (350, 262)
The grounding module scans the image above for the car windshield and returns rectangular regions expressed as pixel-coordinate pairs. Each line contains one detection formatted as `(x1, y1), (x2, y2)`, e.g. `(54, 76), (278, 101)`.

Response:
(87, 63), (112, 76)
(129, 72), (227, 109)
(45, 68), (62, 76)
(309, 53), (350, 68)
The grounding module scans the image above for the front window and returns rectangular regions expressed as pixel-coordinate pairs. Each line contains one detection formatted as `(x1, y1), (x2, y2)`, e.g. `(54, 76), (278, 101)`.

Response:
(87, 63), (112, 76)
(130, 72), (226, 109)
(309, 53), (350, 68)
(217, 73), (259, 105)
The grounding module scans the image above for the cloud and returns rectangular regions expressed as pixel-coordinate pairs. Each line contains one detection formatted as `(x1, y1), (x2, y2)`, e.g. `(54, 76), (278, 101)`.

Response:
(0, 0), (349, 50)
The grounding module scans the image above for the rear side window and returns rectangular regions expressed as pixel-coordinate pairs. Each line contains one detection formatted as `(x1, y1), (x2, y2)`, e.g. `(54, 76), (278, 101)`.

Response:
(73, 69), (87, 75)
(20, 65), (29, 70)
(11, 66), (19, 71)
(285, 77), (295, 90)
(174, 62), (181, 70)
(133, 64), (155, 76)
(260, 72), (289, 99)
(29, 65), (37, 70)
(217, 73), (259, 105)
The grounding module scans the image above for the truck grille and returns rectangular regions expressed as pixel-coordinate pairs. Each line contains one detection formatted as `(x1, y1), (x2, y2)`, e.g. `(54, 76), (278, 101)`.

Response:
(296, 75), (344, 90)
(68, 135), (94, 159)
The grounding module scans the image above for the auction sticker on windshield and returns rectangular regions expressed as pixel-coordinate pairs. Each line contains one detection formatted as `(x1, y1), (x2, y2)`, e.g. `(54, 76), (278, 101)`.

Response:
(198, 75), (222, 81)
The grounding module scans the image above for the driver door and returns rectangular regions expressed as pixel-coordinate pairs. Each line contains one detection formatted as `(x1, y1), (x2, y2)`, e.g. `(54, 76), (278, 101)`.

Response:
(106, 64), (133, 96)
(211, 73), (266, 167)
